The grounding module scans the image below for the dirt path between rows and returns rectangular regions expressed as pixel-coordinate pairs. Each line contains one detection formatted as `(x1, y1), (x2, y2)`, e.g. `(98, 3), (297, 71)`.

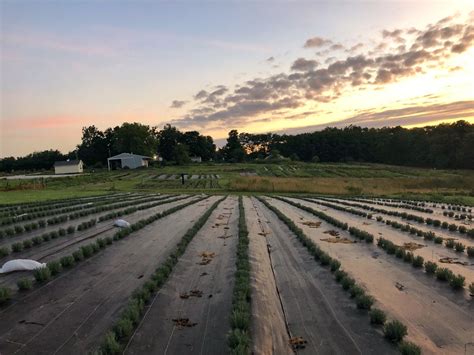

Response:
(0, 196), (219, 354)
(243, 197), (292, 355)
(253, 197), (396, 354)
(267, 197), (474, 354)
(125, 196), (238, 355)
(302, 198), (474, 286)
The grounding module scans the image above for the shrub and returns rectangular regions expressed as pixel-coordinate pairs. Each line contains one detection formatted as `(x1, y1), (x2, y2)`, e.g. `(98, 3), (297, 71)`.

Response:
(230, 309), (250, 330)
(50, 231), (59, 239)
(448, 223), (457, 232)
(58, 228), (66, 236)
(395, 248), (406, 259)
(33, 267), (51, 283)
(435, 267), (454, 281)
(449, 274), (465, 289)
(67, 226), (75, 234)
(228, 328), (250, 350)
(334, 270), (347, 282)
(403, 251), (414, 263)
(369, 308), (386, 325)
(399, 341), (421, 355)
(11, 242), (23, 252)
(384, 320), (407, 343)
(355, 294), (374, 310)
(433, 220), (441, 227)
(434, 236), (443, 244)
(341, 276), (356, 290)
(113, 317), (134, 340)
(424, 261), (438, 274)
(60, 255), (75, 268)
(100, 331), (121, 354)
(32, 236), (43, 245)
(0, 287), (11, 305)
(329, 259), (341, 272)
(97, 238), (107, 248)
(105, 237), (113, 245)
(81, 245), (93, 258)
(467, 246), (474, 257)
(17, 277), (33, 291)
(349, 285), (365, 298)
(412, 256), (424, 268)
(445, 239), (455, 248)
(469, 282), (474, 296)
(73, 250), (84, 261)
(23, 239), (33, 249)
(0, 246), (10, 257)
(47, 261), (62, 275)
(454, 242), (465, 252)
(423, 231), (435, 241)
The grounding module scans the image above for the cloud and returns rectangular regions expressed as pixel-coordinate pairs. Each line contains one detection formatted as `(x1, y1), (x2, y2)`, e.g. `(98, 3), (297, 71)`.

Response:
(170, 100), (187, 108)
(303, 36), (332, 48)
(266, 56), (275, 62)
(277, 100), (474, 134)
(173, 13), (474, 129)
(291, 58), (319, 71)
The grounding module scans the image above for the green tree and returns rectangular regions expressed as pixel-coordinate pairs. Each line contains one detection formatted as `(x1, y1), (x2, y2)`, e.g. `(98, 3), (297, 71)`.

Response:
(172, 144), (190, 165)
(223, 130), (245, 162)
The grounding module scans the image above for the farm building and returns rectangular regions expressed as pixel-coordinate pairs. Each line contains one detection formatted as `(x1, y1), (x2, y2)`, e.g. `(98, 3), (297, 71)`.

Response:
(54, 160), (84, 174)
(107, 153), (151, 170)
(190, 156), (202, 163)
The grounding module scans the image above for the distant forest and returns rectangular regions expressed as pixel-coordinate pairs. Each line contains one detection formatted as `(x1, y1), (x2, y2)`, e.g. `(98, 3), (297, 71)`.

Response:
(1, 120), (473, 172)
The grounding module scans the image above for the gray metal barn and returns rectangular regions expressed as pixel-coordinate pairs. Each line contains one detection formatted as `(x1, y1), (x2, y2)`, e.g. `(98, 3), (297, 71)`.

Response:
(107, 153), (151, 170)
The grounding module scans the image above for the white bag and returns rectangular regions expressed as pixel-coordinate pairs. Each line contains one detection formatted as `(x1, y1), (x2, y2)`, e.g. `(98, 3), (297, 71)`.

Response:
(0, 259), (46, 274)
(114, 219), (130, 228)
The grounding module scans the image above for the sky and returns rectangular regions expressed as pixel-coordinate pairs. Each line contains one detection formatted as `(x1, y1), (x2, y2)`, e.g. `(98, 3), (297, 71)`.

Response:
(1, 0), (474, 157)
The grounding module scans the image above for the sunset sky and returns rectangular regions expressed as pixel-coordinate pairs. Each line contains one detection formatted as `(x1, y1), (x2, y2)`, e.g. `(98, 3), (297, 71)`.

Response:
(1, 0), (474, 157)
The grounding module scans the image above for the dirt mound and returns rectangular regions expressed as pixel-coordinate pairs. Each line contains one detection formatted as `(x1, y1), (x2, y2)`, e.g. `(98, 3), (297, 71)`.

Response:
(402, 242), (425, 251)
(289, 336), (307, 350)
(323, 230), (340, 237)
(301, 221), (322, 228)
(172, 318), (197, 328)
(439, 257), (468, 265)
(180, 289), (203, 299)
(198, 252), (216, 265)
(321, 237), (355, 244)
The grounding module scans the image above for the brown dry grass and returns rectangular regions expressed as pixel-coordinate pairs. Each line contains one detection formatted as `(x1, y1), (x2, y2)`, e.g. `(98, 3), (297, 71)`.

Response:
(229, 176), (474, 196)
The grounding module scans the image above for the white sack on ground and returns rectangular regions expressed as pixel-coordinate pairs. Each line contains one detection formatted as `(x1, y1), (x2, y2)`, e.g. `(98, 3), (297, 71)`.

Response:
(114, 219), (130, 228)
(0, 259), (46, 274)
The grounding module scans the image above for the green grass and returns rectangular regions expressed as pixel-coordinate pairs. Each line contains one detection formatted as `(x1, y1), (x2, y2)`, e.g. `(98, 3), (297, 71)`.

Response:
(1, 162), (473, 204)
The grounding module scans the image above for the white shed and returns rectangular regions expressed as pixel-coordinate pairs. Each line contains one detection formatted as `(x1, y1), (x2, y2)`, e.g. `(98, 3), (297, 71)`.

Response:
(107, 153), (151, 170)
(54, 160), (84, 174)
(190, 156), (202, 163)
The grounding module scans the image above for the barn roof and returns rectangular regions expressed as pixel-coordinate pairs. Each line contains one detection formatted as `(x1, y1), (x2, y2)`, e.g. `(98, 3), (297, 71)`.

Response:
(54, 160), (82, 167)
(108, 153), (151, 160)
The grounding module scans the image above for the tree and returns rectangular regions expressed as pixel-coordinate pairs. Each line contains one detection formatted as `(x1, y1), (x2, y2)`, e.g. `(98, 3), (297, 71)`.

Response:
(172, 144), (190, 165)
(223, 130), (245, 162)
(112, 123), (156, 157)
(157, 124), (181, 161)
(77, 126), (107, 166)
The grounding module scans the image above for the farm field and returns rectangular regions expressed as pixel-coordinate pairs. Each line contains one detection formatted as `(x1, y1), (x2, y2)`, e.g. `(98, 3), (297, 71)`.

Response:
(0, 193), (473, 354)
(1, 162), (474, 206)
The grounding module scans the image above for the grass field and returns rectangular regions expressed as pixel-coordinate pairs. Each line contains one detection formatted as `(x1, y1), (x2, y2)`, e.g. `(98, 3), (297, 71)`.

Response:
(1, 162), (473, 205)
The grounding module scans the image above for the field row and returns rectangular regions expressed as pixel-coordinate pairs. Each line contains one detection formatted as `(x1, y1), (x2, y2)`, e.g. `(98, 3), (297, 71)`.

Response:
(0, 194), (472, 354)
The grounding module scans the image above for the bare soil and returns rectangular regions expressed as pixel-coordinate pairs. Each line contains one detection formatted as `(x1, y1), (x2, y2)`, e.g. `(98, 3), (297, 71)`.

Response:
(0, 196), (219, 354)
(267, 197), (474, 354)
(125, 196), (238, 354)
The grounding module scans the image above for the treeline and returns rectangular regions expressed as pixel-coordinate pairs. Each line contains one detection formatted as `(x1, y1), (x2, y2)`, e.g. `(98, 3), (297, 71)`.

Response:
(0, 120), (473, 172)
(236, 120), (474, 169)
